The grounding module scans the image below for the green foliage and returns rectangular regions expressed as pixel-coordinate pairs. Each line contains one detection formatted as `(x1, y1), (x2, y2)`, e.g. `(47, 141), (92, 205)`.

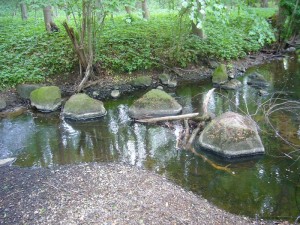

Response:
(0, 18), (75, 88)
(279, 0), (300, 38)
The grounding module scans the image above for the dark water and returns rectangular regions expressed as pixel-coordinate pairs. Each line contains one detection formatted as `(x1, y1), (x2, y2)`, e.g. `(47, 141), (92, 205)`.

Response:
(1, 54), (300, 220)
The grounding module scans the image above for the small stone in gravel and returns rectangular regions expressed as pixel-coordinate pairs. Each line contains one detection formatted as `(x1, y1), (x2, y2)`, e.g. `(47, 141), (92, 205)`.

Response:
(111, 90), (120, 98)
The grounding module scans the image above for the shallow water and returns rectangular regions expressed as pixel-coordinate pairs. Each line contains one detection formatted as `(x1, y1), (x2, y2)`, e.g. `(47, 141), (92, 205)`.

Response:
(1, 54), (300, 220)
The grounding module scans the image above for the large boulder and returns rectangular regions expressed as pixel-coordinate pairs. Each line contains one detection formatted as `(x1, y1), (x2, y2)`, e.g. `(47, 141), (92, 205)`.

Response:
(30, 86), (62, 112)
(63, 93), (106, 120)
(17, 84), (43, 99)
(199, 112), (264, 158)
(247, 72), (269, 88)
(212, 64), (228, 85)
(131, 76), (152, 88)
(0, 98), (6, 111)
(129, 89), (182, 119)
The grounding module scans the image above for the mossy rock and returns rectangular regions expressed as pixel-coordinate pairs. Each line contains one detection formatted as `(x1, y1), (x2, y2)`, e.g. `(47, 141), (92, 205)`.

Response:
(63, 93), (106, 120)
(131, 76), (152, 87)
(30, 86), (61, 112)
(212, 64), (228, 85)
(129, 89), (182, 119)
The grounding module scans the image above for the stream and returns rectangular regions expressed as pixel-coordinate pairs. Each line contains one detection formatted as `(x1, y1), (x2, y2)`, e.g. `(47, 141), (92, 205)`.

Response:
(1, 54), (300, 220)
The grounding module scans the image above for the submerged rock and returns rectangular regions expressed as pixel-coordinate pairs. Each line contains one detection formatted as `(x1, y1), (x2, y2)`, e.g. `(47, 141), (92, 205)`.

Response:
(131, 76), (152, 88)
(30, 86), (62, 112)
(247, 72), (269, 88)
(199, 112), (264, 158)
(128, 89), (182, 119)
(63, 93), (106, 120)
(220, 79), (242, 90)
(0, 98), (6, 111)
(212, 64), (228, 85)
(17, 84), (43, 99)
(0, 158), (16, 167)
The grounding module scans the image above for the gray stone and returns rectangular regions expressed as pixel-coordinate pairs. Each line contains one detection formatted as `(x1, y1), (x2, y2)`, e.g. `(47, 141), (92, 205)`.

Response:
(212, 64), (228, 85)
(129, 89), (182, 119)
(221, 79), (242, 90)
(258, 90), (269, 96)
(0, 98), (6, 111)
(0, 158), (16, 167)
(131, 76), (152, 87)
(167, 80), (177, 88)
(16, 84), (42, 99)
(30, 86), (62, 112)
(286, 47), (296, 53)
(199, 112), (265, 158)
(158, 73), (171, 85)
(207, 60), (219, 69)
(92, 91), (99, 97)
(63, 93), (106, 120)
(156, 86), (164, 90)
(111, 90), (120, 98)
(247, 72), (269, 88)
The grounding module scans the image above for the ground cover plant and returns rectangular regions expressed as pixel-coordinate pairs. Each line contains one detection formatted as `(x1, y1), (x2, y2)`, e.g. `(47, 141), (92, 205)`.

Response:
(0, 1), (276, 89)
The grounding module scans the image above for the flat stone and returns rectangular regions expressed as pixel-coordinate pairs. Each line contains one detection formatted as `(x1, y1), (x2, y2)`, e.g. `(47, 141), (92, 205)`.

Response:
(0, 158), (16, 167)
(0, 98), (6, 111)
(221, 79), (242, 90)
(63, 93), (106, 120)
(131, 76), (152, 87)
(111, 90), (120, 98)
(199, 112), (264, 158)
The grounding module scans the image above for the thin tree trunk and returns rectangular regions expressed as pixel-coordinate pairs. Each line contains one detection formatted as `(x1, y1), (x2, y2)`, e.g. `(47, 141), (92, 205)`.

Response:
(43, 6), (53, 32)
(125, 6), (132, 15)
(260, 0), (268, 8)
(141, 0), (150, 20)
(20, 3), (28, 20)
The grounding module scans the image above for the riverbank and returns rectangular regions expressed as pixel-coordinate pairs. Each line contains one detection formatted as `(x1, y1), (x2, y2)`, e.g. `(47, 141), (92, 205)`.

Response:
(0, 162), (281, 225)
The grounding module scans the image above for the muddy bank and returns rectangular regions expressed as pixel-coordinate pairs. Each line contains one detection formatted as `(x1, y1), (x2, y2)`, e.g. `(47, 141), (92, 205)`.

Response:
(0, 162), (279, 225)
(0, 52), (283, 112)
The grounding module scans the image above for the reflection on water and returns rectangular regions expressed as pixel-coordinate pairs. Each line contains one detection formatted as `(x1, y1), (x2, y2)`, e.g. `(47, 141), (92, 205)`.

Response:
(0, 55), (300, 220)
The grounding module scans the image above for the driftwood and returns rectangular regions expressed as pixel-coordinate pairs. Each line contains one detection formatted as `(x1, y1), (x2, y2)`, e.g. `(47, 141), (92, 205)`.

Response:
(136, 113), (199, 123)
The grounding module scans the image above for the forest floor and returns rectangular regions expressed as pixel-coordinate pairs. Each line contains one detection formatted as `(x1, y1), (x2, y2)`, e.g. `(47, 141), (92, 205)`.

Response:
(0, 162), (286, 225)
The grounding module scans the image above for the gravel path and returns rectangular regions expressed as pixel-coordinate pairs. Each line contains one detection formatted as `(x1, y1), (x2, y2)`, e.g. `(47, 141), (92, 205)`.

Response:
(0, 163), (274, 224)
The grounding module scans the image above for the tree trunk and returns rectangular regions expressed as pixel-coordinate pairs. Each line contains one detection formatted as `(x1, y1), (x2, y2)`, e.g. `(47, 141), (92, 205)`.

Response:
(141, 0), (150, 20)
(20, 3), (28, 20)
(192, 22), (206, 39)
(125, 6), (132, 15)
(260, 0), (268, 8)
(43, 6), (54, 32)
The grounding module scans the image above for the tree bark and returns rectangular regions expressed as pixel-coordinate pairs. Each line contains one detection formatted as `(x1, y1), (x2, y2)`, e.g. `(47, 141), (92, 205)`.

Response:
(192, 22), (206, 39)
(141, 0), (150, 20)
(260, 0), (268, 8)
(43, 6), (54, 32)
(20, 3), (28, 20)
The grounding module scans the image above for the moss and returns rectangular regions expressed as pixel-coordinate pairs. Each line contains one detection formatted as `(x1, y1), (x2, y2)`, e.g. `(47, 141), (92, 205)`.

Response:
(131, 76), (152, 87)
(212, 64), (228, 84)
(64, 94), (103, 114)
(30, 86), (61, 105)
(134, 89), (177, 109)
(158, 73), (170, 84)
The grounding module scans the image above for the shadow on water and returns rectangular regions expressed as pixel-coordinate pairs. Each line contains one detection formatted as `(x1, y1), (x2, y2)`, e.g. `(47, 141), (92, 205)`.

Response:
(0, 54), (300, 220)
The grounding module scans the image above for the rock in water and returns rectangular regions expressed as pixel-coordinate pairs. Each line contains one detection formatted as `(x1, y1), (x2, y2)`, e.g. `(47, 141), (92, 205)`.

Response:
(63, 93), (106, 120)
(0, 158), (16, 167)
(212, 64), (228, 85)
(199, 112), (264, 158)
(128, 89), (182, 119)
(247, 72), (269, 88)
(220, 79), (242, 90)
(30, 86), (62, 112)
(0, 98), (6, 111)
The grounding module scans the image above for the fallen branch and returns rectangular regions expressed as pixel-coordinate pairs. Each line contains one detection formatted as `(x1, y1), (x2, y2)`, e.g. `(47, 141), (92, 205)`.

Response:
(136, 113), (199, 123)
(202, 88), (215, 114)
(183, 119), (190, 146)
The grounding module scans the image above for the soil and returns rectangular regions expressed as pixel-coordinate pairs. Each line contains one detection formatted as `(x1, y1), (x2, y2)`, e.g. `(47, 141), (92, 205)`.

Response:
(0, 162), (286, 225)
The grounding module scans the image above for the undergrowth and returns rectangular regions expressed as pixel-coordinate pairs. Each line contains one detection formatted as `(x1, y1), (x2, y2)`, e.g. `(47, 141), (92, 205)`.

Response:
(0, 6), (276, 88)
